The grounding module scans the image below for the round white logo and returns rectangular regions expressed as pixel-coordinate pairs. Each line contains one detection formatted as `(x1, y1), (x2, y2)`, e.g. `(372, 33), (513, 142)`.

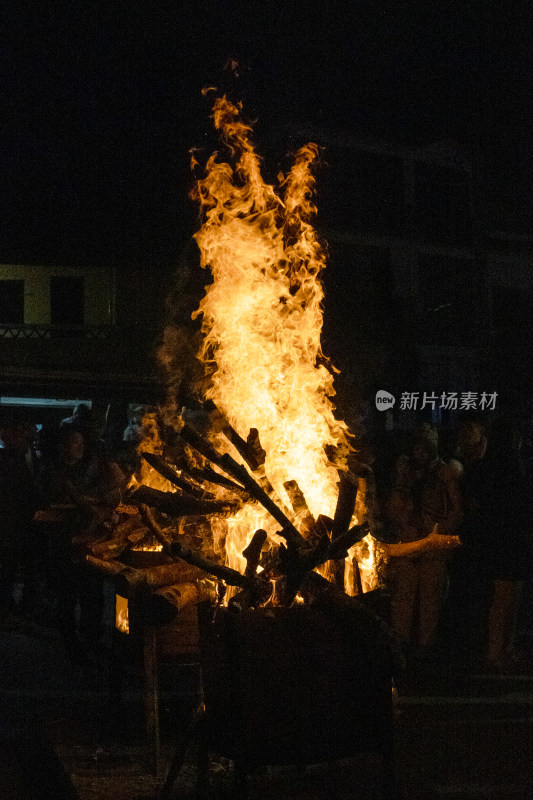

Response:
(375, 390), (396, 410)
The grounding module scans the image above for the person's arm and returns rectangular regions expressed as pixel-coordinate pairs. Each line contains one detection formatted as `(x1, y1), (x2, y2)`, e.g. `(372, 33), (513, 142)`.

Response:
(382, 528), (461, 557)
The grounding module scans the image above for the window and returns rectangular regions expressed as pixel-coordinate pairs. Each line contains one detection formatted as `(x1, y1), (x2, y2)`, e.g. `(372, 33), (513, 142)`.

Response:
(0, 280), (24, 324)
(50, 276), (85, 336)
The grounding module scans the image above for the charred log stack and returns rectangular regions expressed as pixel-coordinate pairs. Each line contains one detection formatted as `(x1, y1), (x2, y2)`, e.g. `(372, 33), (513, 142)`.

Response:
(81, 404), (381, 633)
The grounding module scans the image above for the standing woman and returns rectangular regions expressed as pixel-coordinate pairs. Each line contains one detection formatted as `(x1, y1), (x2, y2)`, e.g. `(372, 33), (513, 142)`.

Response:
(386, 424), (463, 660)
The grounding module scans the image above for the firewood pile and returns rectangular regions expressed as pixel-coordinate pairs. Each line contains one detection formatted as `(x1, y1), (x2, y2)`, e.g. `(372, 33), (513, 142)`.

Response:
(81, 401), (398, 674)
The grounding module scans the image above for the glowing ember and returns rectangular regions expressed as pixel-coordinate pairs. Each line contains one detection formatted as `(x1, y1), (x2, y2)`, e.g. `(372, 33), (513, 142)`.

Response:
(115, 594), (130, 634)
(131, 541), (164, 552)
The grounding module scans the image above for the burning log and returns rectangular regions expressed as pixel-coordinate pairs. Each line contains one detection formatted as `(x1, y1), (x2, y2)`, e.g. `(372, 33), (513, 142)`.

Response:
(140, 451), (209, 498)
(114, 561), (207, 599)
(202, 400), (266, 471)
(223, 422), (264, 471)
(186, 465), (249, 495)
(331, 472), (358, 541)
(353, 558), (363, 596)
(128, 485), (233, 518)
(180, 424), (303, 550)
(218, 455), (304, 550)
(227, 580), (272, 613)
(276, 522), (370, 601)
(246, 428), (266, 468)
(179, 423), (226, 468)
(329, 471), (359, 587)
(227, 529), (270, 613)
(326, 522), (369, 561)
(243, 529), (268, 577)
(169, 539), (254, 590)
(309, 514), (334, 539)
(139, 505), (255, 590)
(283, 480), (315, 535)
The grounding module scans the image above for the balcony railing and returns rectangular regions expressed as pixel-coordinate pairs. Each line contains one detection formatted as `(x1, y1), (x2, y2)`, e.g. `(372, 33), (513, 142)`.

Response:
(0, 323), (114, 340)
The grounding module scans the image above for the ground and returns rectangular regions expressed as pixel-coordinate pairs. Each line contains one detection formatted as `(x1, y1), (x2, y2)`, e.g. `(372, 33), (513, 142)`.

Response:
(0, 610), (531, 800)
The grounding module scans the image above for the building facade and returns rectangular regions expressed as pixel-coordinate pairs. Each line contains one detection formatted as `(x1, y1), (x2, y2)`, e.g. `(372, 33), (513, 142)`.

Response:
(279, 123), (532, 430)
(0, 259), (171, 424)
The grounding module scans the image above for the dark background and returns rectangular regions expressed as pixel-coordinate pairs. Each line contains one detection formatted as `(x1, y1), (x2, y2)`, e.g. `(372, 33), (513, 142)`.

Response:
(1, 2), (532, 410)
(2, 3), (532, 258)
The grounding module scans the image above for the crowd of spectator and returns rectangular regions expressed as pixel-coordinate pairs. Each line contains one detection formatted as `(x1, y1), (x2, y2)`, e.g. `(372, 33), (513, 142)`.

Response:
(0, 404), (139, 660)
(363, 418), (533, 673)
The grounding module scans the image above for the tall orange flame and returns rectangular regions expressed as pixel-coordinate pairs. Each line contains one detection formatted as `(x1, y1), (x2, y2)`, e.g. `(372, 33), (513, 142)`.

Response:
(193, 98), (351, 529)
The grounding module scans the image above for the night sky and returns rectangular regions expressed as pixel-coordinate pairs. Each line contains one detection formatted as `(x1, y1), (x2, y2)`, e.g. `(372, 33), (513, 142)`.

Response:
(1, 2), (532, 266)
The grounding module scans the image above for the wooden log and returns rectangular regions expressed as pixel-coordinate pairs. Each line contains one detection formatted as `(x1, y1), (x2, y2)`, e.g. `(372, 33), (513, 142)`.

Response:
(179, 424), (224, 466)
(247, 428), (266, 468)
(187, 465), (247, 494)
(180, 424), (303, 551)
(243, 529), (268, 577)
(202, 400), (265, 471)
(143, 581), (216, 625)
(127, 528), (150, 544)
(169, 540), (254, 590)
(276, 537), (328, 603)
(305, 514), (334, 547)
(114, 561), (207, 598)
(138, 505), (174, 550)
(88, 523), (148, 560)
(128, 485), (233, 518)
(114, 513), (146, 533)
(328, 472), (359, 588)
(227, 579), (272, 613)
(353, 558), (363, 596)
(226, 529), (271, 612)
(140, 451), (209, 498)
(272, 521), (369, 602)
(219, 455), (304, 551)
(331, 471), (358, 541)
(283, 480), (315, 535)
(85, 554), (127, 576)
(139, 505), (254, 590)
(223, 425), (263, 471)
(327, 523), (370, 561)
(142, 561), (206, 589)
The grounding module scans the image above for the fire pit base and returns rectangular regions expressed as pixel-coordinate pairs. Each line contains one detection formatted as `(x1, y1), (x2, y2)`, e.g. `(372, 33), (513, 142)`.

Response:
(160, 602), (397, 799)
